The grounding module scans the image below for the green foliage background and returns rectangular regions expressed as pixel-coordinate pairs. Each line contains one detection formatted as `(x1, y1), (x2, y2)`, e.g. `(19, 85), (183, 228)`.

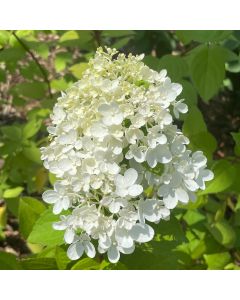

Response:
(1, 30), (240, 270)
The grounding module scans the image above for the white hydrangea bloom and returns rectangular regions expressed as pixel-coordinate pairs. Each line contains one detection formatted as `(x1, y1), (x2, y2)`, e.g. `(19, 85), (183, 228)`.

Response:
(41, 47), (214, 263)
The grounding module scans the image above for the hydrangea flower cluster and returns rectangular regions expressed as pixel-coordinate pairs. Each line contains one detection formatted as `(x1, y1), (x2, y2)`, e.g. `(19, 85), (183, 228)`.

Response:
(41, 47), (214, 263)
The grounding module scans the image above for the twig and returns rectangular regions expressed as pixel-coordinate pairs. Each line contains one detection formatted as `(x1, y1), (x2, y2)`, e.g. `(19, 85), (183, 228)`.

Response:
(12, 31), (53, 99)
(93, 30), (102, 47)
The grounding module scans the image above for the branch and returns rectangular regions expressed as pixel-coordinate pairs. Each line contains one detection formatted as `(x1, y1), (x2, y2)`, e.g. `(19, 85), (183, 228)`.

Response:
(12, 31), (53, 99)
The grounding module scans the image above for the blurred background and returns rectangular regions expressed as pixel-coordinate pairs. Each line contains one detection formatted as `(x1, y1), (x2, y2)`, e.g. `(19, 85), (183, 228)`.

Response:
(0, 30), (240, 270)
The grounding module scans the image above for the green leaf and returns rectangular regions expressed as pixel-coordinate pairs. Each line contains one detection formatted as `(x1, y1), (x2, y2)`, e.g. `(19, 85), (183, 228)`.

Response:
(20, 257), (58, 270)
(200, 160), (236, 195)
(33, 43), (49, 59)
(19, 197), (46, 239)
(120, 216), (189, 269)
(0, 47), (25, 71)
(0, 30), (10, 47)
(1, 125), (22, 141)
(103, 30), (135, 38)
(183, 210), (206, 226)
(55, 246), (72, 270)
(3, 186), (24, 198)
(224, 263), (240, 270)
(0, 206), (7, 227)
(183, 106), (217, 159)
(54, 53), (72, 72)
(49, 172), (57, 186)
(112, 37), (132, 49)
(231, 132), (240, 156)
(183, 106), (207, 136)
(22, 119), (42, 139)
(204, 252), (231, 269)
(207, 220), (236, 249)
(59, 30), (79, 43)
(190, 45), (225, 101)
(28, 208), (65, 247)
(11, 82), (47, 99)
(157, 55), (188, 81)
(176, 30), (232, 44)
(143, 56), (161, 71)
(178, 80), (198, 107)
(50, 78), (71, 91)
(4, 198), (20, 217)
(58, 30), (92, 48)
(0, 68), (6, 81)
(22, 143), (41, 164)
(71, 258), (100, 270)
(187, 131), (217, 160)
(0, 252), (21, 270)
(69, 63), (88, 79)
(20, 62), (42, 79)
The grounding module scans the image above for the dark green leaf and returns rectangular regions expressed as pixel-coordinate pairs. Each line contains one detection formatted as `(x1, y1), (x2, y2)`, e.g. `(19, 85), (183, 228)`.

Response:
(190, 45), (225, 101)
(0, 252), (21, 270)
(176, 30), (232, 44)
(157, 55), (189, 81)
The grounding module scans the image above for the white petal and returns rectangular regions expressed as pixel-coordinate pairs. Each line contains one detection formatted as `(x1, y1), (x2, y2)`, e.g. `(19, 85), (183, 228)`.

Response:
(53, 201), (63, 214)
(58, 158), (72, 171)
(115, 228), (134, 248)
(53, 221), (67, 230)
(42, 190), (59, 204)
(192, 151), (207, 168)
(184, 179), (199, 191)
(202, 169), (214, 181)
(90, 122), (108, 138)
(64, 228), (75, 244)
(146, 149), (157, 168)
(99, 235), (111, 249)
(67, 242), (84, 260)
(133, 150), (145, 163)
(188, 191), (197, 202)
(114, 174), (125, 187)
(84, 241), (96, 258)
(177, 102), (188, 113)
(107, 245), (120, 263)
(156, 145), (172, 164)
(159, 207), (170, 219)
(130, 223), (154, 243)
(62, 196), (70, 210)
(158, 184), (170, 197)
(173, 107), (179, 119)
(172, 83), (182, 95)
(58, 129), (77, 145)
(175, 187), (189, 204)
(98, 103), (110, 115)
(115, 187), (128, 197)
(128, 184), (143, 197)
(108, 163), (120, 175)
(157, 134), (167, 144)
(124, 168), (138, 186)
(112, 113), (123, 125)
(109, 201), (121, 213)
(142, 199), (158, 221)
(163, 192), (178, 209)
(120, 244), (135, 255)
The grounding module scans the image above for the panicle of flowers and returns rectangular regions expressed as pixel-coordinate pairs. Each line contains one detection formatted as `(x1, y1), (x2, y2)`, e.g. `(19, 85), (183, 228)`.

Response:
(41, 47), (214, 263)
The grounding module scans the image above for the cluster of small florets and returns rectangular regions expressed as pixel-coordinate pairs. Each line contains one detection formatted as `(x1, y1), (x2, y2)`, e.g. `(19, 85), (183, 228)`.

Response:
(41, 47), (213, 263)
